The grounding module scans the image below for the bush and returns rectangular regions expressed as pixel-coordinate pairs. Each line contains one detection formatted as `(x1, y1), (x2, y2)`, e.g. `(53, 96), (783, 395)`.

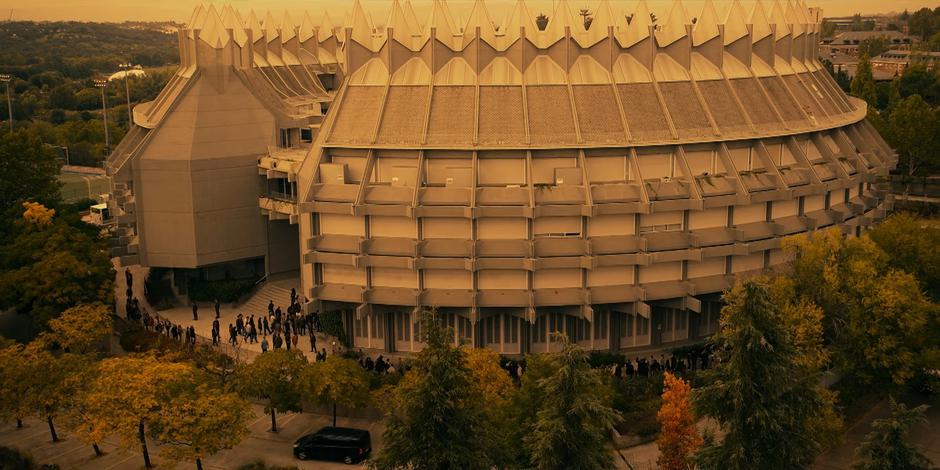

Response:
(320, 311), (350, 347)
(187, 278), (256, 303)
(144, 267), (176, 310)
(588, 351), (628, 367)
(0, 446), (59, 470)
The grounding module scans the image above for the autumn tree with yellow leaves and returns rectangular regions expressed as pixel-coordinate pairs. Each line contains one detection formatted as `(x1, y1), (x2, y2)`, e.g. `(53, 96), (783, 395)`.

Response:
(657, 372), (701, 470)
(304, 355), (370, 427)
(46, 303), (112, 354)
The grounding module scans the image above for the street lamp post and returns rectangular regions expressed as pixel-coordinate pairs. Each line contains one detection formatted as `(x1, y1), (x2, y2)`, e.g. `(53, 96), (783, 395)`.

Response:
(119, 62), (133, 126)
(94, 78), (111, 157)
(0, 74), (12, 134)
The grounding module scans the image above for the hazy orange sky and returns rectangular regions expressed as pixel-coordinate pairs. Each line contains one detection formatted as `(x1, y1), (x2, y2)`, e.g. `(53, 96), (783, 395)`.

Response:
(1, 0), (938, 23)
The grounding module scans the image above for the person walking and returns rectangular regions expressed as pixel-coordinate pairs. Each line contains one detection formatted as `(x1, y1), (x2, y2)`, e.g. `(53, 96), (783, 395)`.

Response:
(214, 299), (221, 319)
(261, 337), (269, 353)
(125, 268), (133, 289)
(191, 302), (199, 321)
(309, 331), (317, 352)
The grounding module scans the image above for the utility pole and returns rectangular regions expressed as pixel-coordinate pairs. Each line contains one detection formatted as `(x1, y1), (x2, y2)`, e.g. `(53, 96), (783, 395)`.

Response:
(119, 62), (133, 126)
(94, 78), (110, 156)
(0, 74), (12, 134)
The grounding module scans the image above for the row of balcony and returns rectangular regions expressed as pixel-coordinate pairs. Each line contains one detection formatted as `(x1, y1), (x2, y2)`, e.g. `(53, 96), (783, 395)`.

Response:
(303, 173), (877, 218)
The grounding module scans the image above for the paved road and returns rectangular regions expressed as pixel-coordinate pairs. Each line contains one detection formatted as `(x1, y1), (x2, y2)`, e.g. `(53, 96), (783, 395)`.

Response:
(0, 404), (384, 469)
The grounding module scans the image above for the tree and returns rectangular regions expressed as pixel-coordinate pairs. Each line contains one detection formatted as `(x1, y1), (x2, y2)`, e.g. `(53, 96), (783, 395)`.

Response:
(0, 204), (114, 327)
(27, 347), (95, 443)
(81, 355), (204, 468)
(868, 213), (940, 300)
(373, 309), (492, 470)
(46, 303), (112, 354)
(150, 385), (252, 470)
(464, 347), (517, 467)
(233, 349), (307, 433)
(851, 56), (878, 108)
(0, 130), (61, 219)
(304, 355), (369, 427)
(0, 344), (34, 429)
(909, 7), (937, 41)
(897, 65), (940, 107)
(523, 333), (621, 470)
(883, 96), (940, 192)
(692, 279), (827, 469)
(784, 229), (936, 386)
(853, 398), (933, 470)
(657, 372), (701, 470)
(858, 36), (890, 59)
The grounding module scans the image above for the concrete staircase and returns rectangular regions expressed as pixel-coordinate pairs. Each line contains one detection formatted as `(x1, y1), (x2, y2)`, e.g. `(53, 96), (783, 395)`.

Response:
(238, 282), (293, 316)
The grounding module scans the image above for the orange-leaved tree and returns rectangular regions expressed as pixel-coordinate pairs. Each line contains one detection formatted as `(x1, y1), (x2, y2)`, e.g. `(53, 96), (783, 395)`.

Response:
(657, 372), (701, 470)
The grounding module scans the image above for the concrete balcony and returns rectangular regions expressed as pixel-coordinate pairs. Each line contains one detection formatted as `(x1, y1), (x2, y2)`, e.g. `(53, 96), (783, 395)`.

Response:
(645, 179), (691, 201)
(590, 235), (647, 254)
(421, 289), (475, 307)
(365, 237), (419, 257)
(775, 215), (809, 235)
(644, 231), (694, 252)
(259, 196), (298, 217)
(642, 280), (692, 300)
(476, 239), (533, 258)
(534, 237), (590, 257)
(534, 288), (589, 307)
(303, 251), (358, 266)
(364, 185), (414, 205)
(309, 234), (365, 253)
(747, 237), (781, 253)
(476, 187), (529, 206)
(534, 186), (585, 205)
(475, 257), (534, 270)
(589, 285), (644, 304)
(778, 167), (813, 187)
(739, 171), (779, 192)
(701, 243), (749, 258)
(812, 162), (838, 181)
(591, 183), (643, 203)
(533, 256), (591, 270)
(416, 257), (471, 270)
(313, 283), (365, 303)
(419, 187), (472, 206)
(688, 275), (733, 295)
(594, 253), (651, 267)
(695, 175), (737, 197)
(312, 183), (359, 203)
(690, 227), (742, 247)
(477, 289), (532, 308)
(651, 248), (702, 263)
(421, 239), (474, 258)
(360, 255), (414, 269)
(367, 287), (419, 306)
(734, 221), (783, 241)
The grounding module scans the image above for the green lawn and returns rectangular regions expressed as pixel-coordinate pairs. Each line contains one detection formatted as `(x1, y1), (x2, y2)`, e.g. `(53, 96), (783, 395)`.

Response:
(59, 173), (110, 202)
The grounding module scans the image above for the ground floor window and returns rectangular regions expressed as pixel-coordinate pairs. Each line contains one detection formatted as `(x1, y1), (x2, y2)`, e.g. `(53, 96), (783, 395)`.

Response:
(699, 301), (721, 336)
(482, 315), (501, 346)
(593, 311), (608, 341)
(621, 312), (651, 348)
(661, 308), (689, 343)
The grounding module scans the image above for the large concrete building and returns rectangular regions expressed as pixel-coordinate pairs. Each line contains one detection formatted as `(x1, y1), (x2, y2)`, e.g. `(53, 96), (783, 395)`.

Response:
(107, 0), (896, 355)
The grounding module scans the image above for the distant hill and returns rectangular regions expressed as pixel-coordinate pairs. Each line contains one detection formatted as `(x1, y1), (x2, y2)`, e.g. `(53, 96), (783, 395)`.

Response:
(0, 21), (180, 79)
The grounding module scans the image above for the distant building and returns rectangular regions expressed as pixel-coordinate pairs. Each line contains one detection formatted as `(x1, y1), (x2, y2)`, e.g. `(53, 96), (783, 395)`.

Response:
(824, 30), (913, 56)
(872, 50), (940, 74)
(107, 1), (896, 355)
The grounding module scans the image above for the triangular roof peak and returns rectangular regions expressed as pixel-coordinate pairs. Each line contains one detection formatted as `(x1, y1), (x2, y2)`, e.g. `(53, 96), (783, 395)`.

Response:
(319, 11), (336, 42)
(387, 0), (416, 47)
(281, 10), (297, 42)
(221, 5), (248, 46)
(403, 0), (421, 32)
(724, 0), (749, 45)
(577, 0), (614, 47)
(619, 0), (652, 48)
(465, 0), (497, 44)
(692, 0), (720, 46)
(347, 0), (375, 49)
(429, 0), (459, 48)
(299, 11), (317, 43)
(655, 0), (689, 47)
(199, 4), (228, 49)
(263, 11), (280, 42)
(770, 0), (791, 40)
(503, 0), (535, 43)
(750, 0), (773, 42)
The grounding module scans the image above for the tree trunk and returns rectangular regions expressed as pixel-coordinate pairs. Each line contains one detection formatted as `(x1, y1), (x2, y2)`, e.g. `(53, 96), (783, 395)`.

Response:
(92, 443), (103, 457)
(196, 458), (203, 470)
(15, 418), (22, 429)
(47, 416), (59, 442)
(270, 408), (277, 433)
(333, 402), (337, 427)
(138, 420), (152, 468)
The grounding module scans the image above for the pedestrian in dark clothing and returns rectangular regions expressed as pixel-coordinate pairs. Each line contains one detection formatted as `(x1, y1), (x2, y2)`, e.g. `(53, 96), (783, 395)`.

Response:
(263, 316), (270, 335)
(192, 302), (199, 321)
(125, 268), (133, 288)
(268, 300), (274, 316)
(228, 324), (237, 346)
(290, 287), (297, 305)
(310, 332), (317, 352)
(215, 299), (221, 319)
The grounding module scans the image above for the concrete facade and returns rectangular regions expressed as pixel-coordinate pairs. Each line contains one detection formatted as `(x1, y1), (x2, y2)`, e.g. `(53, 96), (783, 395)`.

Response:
(107, 0), (897, 355)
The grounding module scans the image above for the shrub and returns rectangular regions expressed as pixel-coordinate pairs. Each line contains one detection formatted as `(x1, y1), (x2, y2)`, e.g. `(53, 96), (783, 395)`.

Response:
(320, 311), (350, 347)
(144, 267), (176, 310)
(187, 278), (256, 303)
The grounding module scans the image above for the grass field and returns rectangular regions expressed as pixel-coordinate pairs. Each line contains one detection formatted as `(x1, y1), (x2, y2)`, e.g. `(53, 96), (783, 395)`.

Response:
(59, 173), (110, 202)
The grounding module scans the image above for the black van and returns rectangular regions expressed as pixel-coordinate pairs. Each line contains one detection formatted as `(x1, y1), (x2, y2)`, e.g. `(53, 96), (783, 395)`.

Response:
(293, 426), (372, 464)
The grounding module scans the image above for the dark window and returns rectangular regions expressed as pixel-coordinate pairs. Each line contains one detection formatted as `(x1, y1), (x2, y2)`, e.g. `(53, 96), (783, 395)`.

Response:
(301, 128), (313, 143)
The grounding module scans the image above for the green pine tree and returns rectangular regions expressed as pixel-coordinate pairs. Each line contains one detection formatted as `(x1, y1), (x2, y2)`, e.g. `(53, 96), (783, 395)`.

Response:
(853, 398), (933, 470)
(692, 279), (827, 469)
(373, 309), (491, 470)
(851, 55), (879, 108)
(522, 333), (621, 470)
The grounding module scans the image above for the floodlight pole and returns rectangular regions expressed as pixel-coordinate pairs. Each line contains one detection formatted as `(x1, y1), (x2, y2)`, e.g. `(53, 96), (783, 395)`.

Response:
(0, 74), (12, 134)
(119, 62), (133, 125)
(95, 79), (111, 156)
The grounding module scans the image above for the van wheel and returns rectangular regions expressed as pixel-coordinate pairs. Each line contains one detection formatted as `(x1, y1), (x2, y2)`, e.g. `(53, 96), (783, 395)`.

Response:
(297, 452), (307, 460)
(344, 455), (353, 465)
